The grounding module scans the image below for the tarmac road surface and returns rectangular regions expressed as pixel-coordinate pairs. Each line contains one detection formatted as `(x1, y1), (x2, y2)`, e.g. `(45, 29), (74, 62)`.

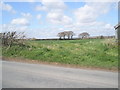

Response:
(2, 61), (118, 88)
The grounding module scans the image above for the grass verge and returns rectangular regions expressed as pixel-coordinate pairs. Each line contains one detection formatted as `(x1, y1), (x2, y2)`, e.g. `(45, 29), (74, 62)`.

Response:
(2, 38), (118, 71)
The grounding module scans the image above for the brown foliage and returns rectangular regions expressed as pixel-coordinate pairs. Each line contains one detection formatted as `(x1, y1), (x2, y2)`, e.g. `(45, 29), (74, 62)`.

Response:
(1, 31), (26, 47)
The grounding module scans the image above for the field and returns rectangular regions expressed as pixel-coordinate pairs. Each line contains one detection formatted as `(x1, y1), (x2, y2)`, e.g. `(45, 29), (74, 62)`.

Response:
(2, 38), (118, 70)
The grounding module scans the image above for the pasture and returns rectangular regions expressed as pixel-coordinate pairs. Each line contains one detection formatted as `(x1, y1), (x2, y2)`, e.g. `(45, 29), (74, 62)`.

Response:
(2, 38), (118, 70)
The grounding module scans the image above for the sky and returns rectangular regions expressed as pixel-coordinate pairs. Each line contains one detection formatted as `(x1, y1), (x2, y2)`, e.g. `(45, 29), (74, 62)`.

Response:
(0, 0), (118, 39)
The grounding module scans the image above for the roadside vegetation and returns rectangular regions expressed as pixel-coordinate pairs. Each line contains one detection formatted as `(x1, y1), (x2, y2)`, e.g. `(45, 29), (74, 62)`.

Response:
(2, 37), (118, 70)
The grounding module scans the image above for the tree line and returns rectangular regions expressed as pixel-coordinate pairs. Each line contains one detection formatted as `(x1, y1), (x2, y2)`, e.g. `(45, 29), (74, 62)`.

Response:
(57, 31), (90, 40)
(0, 31), (90, 47)
(0, 31), (115, 48)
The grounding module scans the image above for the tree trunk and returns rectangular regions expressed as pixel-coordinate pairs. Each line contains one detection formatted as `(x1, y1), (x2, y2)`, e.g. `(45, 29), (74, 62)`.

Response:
(71, 35), (73, 39)
(68, 35), (70, 39)
(59, 37), (61, 40)
(64, 35), (65, 40)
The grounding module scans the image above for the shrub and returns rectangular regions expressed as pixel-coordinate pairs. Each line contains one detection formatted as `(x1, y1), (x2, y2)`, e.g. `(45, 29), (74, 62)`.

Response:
(1, 31), (26, 47)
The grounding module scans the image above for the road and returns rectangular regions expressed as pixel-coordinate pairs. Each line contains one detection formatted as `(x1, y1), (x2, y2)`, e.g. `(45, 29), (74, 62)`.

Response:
(2, 61), (118, 88)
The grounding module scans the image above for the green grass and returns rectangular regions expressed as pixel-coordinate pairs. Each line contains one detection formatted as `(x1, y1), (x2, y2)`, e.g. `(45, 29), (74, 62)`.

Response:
(2, 38), (118, 69)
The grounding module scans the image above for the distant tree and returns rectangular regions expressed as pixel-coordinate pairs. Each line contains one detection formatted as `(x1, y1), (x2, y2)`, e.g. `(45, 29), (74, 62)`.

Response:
(100, 35), (104, 39)
(78, 32), (90, 39)
(57, 32), (66, 39)
(57, 31), (75, 40)
(66, 31), (75, 39)
(70, 31), (75, 39)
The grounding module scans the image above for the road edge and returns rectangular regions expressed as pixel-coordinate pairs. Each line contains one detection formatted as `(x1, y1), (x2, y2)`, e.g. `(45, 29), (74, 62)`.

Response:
(2, 57), (118, 72)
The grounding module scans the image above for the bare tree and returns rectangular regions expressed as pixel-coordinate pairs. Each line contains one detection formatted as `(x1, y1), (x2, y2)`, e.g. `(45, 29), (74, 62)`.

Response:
(100, 35), (104, 39)
(57, 32), (66, 39)
(64, 31), (75, 39)
(69, 31), (75, 39)
(57, 31), (75, 40)
(78, 32), (90, 39)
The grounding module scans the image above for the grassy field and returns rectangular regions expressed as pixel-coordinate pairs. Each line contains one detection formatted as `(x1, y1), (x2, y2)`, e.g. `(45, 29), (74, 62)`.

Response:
(2, 38), (118, 70)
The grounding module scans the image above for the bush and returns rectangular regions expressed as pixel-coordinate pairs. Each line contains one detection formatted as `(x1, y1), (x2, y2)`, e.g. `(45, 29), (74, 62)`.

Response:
(1, 31), (26, 47)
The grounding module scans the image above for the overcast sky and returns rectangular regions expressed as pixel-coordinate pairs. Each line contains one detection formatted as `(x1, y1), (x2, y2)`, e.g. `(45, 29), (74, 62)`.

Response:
(0, 0), (118, 39)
